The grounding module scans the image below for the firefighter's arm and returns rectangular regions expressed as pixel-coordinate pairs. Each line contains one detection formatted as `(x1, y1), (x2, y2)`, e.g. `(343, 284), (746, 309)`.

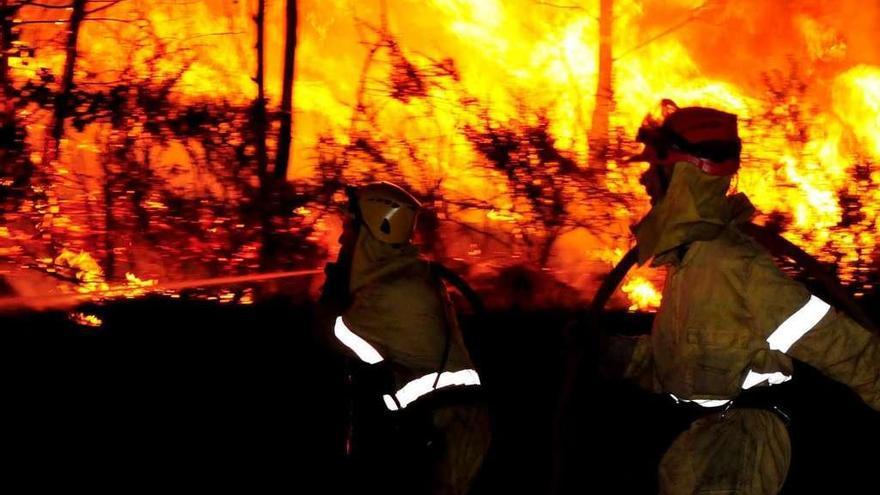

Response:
(311, 262), (349, 351)
(601, 334), (658, 392)
(746, 254), (880, 411)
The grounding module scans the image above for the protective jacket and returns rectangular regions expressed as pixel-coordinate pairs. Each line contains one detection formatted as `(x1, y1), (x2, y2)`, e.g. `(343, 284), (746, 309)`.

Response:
(626, 162), (880, 410)
(334, 229), (481, 410)
(331, 228), (489, 495)
(617, 161), (880, 494)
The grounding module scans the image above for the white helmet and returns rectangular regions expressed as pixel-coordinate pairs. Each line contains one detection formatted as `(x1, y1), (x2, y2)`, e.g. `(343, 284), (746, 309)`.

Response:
(352, 181), (421, 244)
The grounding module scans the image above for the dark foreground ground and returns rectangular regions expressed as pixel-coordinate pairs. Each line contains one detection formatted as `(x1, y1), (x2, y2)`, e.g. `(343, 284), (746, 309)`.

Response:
(0, 297), (877, 493)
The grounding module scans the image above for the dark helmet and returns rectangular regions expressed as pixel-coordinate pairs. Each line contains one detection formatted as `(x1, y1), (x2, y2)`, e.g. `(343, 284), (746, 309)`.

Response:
(629, 99), (742, 176)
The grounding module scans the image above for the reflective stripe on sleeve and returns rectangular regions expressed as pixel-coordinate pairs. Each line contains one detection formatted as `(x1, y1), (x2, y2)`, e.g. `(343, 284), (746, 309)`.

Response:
(333, 316), (384, 365)
(741, 370), (791, 390)
(766, 295), (831, 353)
(740, 295), (830, 389)
(670, 394), (731, 408)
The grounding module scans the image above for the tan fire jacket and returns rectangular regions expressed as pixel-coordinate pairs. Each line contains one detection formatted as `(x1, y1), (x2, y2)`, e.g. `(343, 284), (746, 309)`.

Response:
(333, 230), (480, 411)
(624, 162), (880, 410)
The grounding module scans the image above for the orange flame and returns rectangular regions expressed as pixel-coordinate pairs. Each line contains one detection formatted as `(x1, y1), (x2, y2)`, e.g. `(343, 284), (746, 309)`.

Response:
(54, 250), (108, 293)
(8, 1), (880, 308)
(621, 276), (662, 312)
(70, 312), (102, 328)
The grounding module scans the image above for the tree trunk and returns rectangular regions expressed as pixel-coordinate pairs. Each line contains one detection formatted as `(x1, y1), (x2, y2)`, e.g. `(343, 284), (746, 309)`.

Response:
(103, 174), (116, 279)
(0, 1), (34, 204)
(274, 0), (297, 180)
(589, 0), (613, 167)
(50, 0), (87, 157)
(254, 0), (275, 270)
(254, 0), (268, 181)
(258, 0), (296, 270)
(0, 1), (16, 138)
(0, 0), (12, 97)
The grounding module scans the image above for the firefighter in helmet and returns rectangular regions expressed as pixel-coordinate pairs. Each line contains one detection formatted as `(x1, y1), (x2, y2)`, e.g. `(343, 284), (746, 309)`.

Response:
(319, 181), (490, 495)
(606, 101), (880, 494)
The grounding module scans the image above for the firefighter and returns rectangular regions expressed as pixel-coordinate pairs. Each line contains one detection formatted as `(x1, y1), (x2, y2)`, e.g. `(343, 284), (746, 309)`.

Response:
(606, 101), (880, 495)
(318, 181), (490, 495)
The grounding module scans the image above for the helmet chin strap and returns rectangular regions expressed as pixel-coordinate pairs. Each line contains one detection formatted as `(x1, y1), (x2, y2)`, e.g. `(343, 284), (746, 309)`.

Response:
(653, 149), (739, 177)
(663, 150), (740, 176)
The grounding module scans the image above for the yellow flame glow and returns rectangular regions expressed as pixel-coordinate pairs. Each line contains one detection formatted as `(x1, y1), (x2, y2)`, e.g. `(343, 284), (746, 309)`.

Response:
(12, 1), (880, 308)
(621, 276), (662, 312)
(70, 312), (103, 328)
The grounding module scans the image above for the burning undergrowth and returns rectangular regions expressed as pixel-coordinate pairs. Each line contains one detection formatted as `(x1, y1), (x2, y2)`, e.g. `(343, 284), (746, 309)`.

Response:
(2, 1), (880, 313)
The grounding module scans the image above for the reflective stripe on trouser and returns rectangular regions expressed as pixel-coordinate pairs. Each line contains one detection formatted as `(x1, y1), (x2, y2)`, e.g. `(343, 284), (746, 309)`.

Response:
(384, 369), (482, 411)
(659, 409), (791, 495)
(674, 295), (832, 407)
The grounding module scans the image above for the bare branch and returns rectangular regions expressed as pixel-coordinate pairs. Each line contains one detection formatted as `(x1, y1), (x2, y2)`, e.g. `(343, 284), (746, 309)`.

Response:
(14, 20), (68, 25)
(533, 1), (586, 11)
(20, 1), (75, 9)
(182, 31), (244, 41)
(81, 16), (134, 23)
(615, 0), (714, 60)
(443, 216), (511, 246)
(84, 0), (124, 16)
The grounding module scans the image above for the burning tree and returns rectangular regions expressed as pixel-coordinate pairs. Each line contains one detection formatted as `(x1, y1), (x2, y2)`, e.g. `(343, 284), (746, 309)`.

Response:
(1, 0), (320, 299)
(295, 18), (639, 306)
(588, 0), (613, 167)
(465, 108), (622, 266)
(2, 0), (880, 311)
(742, 61), (880, 291)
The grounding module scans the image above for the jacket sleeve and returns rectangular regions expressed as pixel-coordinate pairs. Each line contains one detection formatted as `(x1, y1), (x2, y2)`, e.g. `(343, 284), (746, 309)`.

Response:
(745, 253), (880, 411)
(343, 271), (451, 372)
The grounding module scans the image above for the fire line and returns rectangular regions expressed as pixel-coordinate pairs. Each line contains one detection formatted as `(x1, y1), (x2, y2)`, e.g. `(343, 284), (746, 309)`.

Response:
(0, 269), (325, 313)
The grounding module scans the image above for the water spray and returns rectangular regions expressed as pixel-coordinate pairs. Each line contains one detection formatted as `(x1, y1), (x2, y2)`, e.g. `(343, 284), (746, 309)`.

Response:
(0, 268), (325, 313)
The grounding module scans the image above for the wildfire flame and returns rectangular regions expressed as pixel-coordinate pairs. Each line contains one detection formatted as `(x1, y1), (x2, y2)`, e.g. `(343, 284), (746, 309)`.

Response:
(70, 311), (102, 327)
(6, 1), (880, 311)
(42, 250), (158, 301)
(125, 272), (156, 288)
(621, 276), (662, 312)
(54, 250), (109, 293)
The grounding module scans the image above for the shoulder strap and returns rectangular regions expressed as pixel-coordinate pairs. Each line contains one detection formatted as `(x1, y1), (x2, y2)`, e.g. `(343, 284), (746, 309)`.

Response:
(426, 261), (486, 389)
(429, 262), (454, 389)
(429, 261), (485, 314)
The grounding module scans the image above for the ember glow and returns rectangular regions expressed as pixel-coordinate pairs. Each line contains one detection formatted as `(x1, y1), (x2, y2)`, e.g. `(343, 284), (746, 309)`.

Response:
(3, 1), (880, 310)
(69, 310), (102, 327)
